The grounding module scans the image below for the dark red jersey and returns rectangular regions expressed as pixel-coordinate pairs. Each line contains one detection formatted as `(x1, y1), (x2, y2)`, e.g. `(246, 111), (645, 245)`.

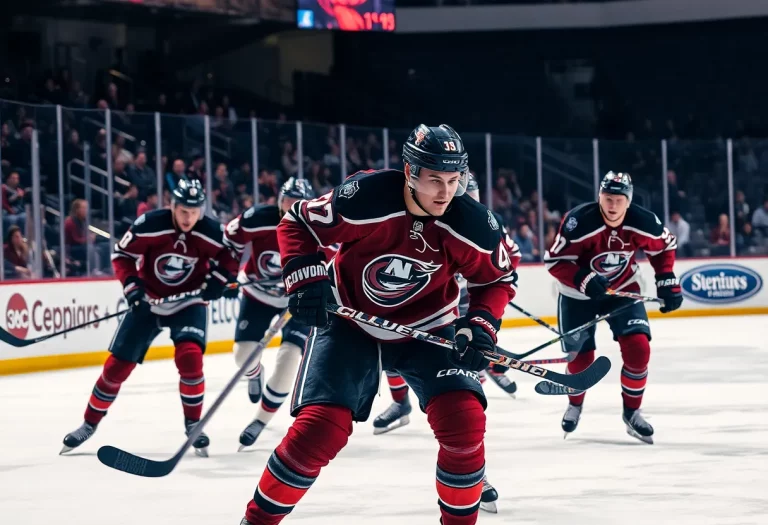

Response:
(112, 209), (240, 315)
(544, 202), (677, 300)
(278, 169), (520, 341)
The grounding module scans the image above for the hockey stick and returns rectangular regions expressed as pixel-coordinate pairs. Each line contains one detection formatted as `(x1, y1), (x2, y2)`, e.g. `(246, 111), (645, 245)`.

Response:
(97, 309), (292, 478)
(607, 289), (665, 306)
(325, 303), (611, 392)
(507, 302), (579, 345)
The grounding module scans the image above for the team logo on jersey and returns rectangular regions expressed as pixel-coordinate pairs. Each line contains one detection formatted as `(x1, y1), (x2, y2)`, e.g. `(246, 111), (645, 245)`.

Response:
(488, 211), (499, 230)
(244, 207), (255, 219)
(154, 253), (199, 286)
(252, 251), (285, 297)
(565, 216), (578, 231)
(362, 255), (442, 307)
(589, 251), (632, 281)
(339, 180), (359, 199)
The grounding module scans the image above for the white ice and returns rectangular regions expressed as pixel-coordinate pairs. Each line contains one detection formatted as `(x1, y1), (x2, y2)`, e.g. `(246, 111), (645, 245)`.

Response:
(1, 315), (766, 525)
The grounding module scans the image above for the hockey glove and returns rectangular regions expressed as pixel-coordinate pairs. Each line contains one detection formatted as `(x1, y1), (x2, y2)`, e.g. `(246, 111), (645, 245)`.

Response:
(202, 264), (240, 301)
(123, 277), (151, 315)
(283, 253), (332, 327)
(655, 272), (683, 313)
(451, 311), (499, 372)
(574, 268), (610, 299)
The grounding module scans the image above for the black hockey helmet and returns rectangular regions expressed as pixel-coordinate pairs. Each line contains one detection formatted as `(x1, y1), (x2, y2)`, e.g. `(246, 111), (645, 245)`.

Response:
(172, 178), (206, 208)
(600, 171), (633, 203)
(402, 124), (470, 197)
(278, 177), (315, 208)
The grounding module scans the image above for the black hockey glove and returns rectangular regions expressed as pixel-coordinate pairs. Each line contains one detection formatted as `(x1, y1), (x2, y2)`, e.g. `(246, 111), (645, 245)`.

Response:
(123, 276), (150, 315)
(202, 264), (240, 301)
(655, 272), (683, 313)
(283, 253), (332, 327)
(574, 268), (610, 299)
(451, 311), (499, 372)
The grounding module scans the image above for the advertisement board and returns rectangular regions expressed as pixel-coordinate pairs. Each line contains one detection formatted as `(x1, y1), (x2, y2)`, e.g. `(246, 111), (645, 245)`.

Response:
(2, 257), (766, 375)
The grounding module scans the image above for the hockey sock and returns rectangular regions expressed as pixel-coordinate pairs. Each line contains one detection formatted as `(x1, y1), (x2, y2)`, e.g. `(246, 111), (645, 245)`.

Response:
(619, 334), (651, 410)
(174, 341), (205, 421)
(256, 343), (302, 424)
(234, 341), (263, 378)
(84, 355), (136, 425)
(245, 404), (353, 524)
(427, 391), (486, 525)
(386, 371), (409, 403)
(567, 350), (595, 406)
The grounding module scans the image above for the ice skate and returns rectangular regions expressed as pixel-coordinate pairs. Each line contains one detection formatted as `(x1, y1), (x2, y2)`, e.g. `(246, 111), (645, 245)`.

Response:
(185, 419), (210, 457)
(479, 474), (499, 513)
(372, 396), (412, 435)
(238, 419), (267, 451)
(60, 421), (98, 454)
(248, 366), (265, 404)
(239, 519), (254, 525)
(623, 408), (654, 444)
(561, 403), (583, 438)
(486, 369), (517, 398)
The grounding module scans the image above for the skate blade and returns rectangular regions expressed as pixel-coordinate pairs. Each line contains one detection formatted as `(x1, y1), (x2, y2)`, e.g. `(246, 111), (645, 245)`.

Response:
(59, 445), (75, 455)
(480, 501), (498, 514)
(372, 415), (410, 435)
(194, 447), (209, 458)
(625, 426), (654, 445)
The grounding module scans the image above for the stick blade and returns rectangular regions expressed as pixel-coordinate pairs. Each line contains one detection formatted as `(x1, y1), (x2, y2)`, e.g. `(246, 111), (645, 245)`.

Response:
(0, 329), (34, 347)
(534, 381), (583, 396)
(97, 445), (177, 478)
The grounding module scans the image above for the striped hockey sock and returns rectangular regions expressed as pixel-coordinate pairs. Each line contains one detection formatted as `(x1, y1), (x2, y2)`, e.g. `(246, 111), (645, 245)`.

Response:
(621, 365), (648, 410)
(436, 464), (485, 524)
(247, 451), (318, 523)
(386, 372), (409, 403)
(179, 376), (205, 421)
(567, 350), (595, 406)
(257, 384), (289, 424)
(84, 355), (136, 425)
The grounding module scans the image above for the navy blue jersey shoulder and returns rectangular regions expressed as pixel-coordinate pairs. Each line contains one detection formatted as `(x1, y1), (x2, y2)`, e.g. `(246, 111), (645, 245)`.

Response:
(624, 204), (664, 236)
(441, 194), (504, 251)
(559, 202), (603, 240)
(332, 169), (405, 221)
(194, 214), (227, 242)
(131, 208), (173, 233)
(240, 204), (280, 229)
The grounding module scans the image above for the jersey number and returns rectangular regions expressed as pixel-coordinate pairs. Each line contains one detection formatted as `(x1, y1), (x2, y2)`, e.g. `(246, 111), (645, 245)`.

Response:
(550, 234), (567, 255)
(118, 231), (134, 250)
(306, 194), (334, 225)
(226, 217), (240, 236)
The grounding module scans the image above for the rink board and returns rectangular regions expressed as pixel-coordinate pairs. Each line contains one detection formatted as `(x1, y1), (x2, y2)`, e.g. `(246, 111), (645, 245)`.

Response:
(1, 257), (766, 375)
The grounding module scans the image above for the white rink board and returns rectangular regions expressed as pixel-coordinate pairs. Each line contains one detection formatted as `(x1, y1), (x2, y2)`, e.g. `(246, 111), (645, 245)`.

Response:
(0, 315), (766, 525)
(1, 257), (766, 364)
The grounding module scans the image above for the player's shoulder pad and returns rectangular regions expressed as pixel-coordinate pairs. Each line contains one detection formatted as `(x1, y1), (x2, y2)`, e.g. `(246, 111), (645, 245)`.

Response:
(558, 202), (604, 240)
(624, 204), (665, 236)
(239, 204), (280, 228)
(130, 209), (173, 234)
(194, 214), (227, 243)
(440, 195), (504, 251)
(331, 169), (405, 220)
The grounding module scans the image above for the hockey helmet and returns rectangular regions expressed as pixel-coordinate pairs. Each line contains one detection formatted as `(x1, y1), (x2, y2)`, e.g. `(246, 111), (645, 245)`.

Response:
(279, 177), (316, 208)
(172, 178), (206, 208)
(402, 124), (470, 197)
(600, 171), (633, 203)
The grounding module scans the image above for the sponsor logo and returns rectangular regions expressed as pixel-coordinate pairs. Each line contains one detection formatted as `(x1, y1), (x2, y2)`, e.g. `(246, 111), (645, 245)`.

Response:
(6, 293), (29, 339)
(4, 292), (103, 339)
(470, 316), (497, 337)
(339, 180), (359, 199)
(180, 326), (206, 338)
(627, 319), (650, 327)
(362, 254), (441, 307)
(590, 251), (632, 280)
(680, 264), (763, 304)
(154, 253), (199, 286)
(436, 368), (481, 383)
(284, 264), (327, 291)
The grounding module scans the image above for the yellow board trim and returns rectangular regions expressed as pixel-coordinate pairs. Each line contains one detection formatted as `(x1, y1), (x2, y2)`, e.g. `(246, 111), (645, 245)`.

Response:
(2, 306), (767, 376)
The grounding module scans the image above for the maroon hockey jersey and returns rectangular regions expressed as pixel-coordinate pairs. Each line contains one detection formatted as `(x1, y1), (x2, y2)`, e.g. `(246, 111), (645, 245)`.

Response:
(278, 169), (521, 341)
(113, 209), (240, 315)
(544, 202), (677, 300)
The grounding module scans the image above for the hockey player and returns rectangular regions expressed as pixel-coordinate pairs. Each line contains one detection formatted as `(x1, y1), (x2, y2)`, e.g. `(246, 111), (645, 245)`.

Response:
(61, 179), (240, 456)
(239, 124), (520, 525)
(223, 177), (315, 450)
(544, 172), (683, 444)
(371, 174), (516, 513)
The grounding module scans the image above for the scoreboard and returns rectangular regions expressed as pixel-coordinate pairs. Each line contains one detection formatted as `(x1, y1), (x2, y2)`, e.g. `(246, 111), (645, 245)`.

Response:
(297, 1), (396, 32)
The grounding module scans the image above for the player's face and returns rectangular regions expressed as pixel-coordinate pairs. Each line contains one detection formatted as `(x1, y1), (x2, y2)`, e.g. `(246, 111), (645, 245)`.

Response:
(599, 192), (630, 223)
(412, 167), (462, 215)
(280, 196), (299, 215)
(173, 204), (203, 232)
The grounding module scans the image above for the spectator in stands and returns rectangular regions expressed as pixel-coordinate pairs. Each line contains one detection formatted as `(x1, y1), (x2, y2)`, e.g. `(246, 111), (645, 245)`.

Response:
(3, 225), (31, 280)
(281, 141), (299, 178)
(187, 153), (205, 185)
(514, 224), (539, 263)
(106, 82), (120, 109)
(166, 158), (186, 191)
(734, 190), (750, 231)
(129, 151), (156, 198)
(113, 158), (131, 195)
(737, 222), (756, 252)
(492, 174), (516, 226)
(2, 171), (26, 235)
(211, 106), (227, 130)
(346, 137), (363, 174)
(64, 129), (84, 163)
(7, 121), (33, 180)
(118, 183), (139, 221)
(669, 211), (691, 258)
(113, 135), (134, 165)
(137, 192), (159, 217)
(710, 213), (731, 256)
(666, 170), (687, 216)
(258, 169), (278, 205)
(240, 195), (254, 210)
(64, 199), (91, 272)
(364, 133), (383, 169)
(222, 95), (237, 125)
(308, 162), (332, 196)
(752, 198), (768, 235)
(544, 223), (557, 251)
(231, 161), (253, 192)
(387, 139), (401, 170)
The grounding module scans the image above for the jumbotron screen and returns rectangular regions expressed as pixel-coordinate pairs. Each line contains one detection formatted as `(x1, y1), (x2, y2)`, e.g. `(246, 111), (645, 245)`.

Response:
(297, 1), (396, 32)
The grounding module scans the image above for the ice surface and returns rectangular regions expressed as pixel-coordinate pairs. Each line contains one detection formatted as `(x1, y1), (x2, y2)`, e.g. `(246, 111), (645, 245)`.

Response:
(1, 315), (766, 525)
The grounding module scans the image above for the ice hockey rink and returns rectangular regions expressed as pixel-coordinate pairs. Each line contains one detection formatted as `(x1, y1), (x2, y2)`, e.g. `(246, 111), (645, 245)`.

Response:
(1, 315), (766, 525)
